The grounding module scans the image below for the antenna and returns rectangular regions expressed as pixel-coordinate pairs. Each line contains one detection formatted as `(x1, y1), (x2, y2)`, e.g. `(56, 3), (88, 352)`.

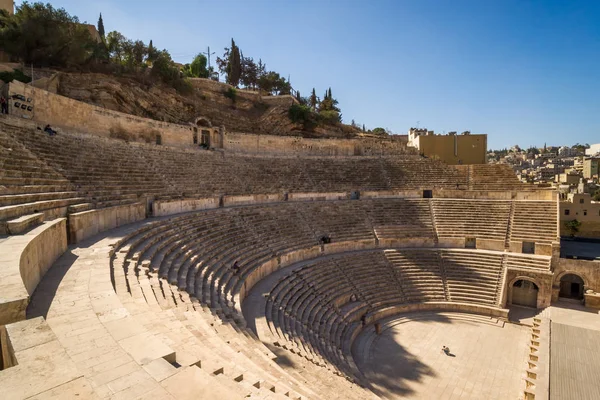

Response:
(416, 120), (420, 128)
(203, 46), (216, 77)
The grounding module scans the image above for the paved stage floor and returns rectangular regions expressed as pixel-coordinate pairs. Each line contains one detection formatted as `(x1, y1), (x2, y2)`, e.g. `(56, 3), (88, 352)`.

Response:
(356, 312), (529, 399)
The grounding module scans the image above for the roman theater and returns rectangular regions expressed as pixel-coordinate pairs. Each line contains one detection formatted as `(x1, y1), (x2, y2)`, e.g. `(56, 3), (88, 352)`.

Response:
(0, 82), (599, 400)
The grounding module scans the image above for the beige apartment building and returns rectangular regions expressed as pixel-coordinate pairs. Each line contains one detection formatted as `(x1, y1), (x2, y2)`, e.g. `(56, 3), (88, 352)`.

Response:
(408, 128), (487, 165)
(561, 193), (600, 238)
(583, 157), (599, 179)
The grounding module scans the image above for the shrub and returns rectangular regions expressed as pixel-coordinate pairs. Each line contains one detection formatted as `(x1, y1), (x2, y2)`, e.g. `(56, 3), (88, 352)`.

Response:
(224, 87), (237, 102)
(318, 110), (341, 126)
(288, 103), (317, 130)
(173, 78), (193, 95)
(0, 69), (32, 84)
(109, 124), (132, 141)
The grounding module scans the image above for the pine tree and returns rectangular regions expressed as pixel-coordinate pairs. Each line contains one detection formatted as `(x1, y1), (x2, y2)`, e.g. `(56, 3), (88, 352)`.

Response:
(328, 87), (332, 99)
(97, 13), (105, 39)
(362, 124), (366, 132)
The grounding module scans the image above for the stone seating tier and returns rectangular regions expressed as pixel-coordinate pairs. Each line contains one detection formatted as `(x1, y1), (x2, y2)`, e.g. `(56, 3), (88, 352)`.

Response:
(1, 122), (535, 210)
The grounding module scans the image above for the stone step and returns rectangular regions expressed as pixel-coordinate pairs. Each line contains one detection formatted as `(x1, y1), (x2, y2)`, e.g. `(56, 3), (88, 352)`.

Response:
(5, 212), (45, 235)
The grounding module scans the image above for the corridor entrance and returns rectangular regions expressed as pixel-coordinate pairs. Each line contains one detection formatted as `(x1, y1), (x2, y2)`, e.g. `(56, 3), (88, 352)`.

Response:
(559, 274), (584, 300)
(512, 280), (539, 308)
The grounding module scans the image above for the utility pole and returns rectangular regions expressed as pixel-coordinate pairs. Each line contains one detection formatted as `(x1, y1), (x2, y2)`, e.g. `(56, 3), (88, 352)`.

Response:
(203, 46), (215, 78)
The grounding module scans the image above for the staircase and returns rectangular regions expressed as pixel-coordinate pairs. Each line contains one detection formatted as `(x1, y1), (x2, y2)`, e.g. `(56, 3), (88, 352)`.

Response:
(428, 199), (439, 244)
(505, 201), (516, 249)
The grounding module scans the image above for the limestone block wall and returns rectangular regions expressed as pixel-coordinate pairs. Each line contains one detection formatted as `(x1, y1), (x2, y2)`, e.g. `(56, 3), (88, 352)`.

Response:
(553, 258), (600, 299)
(68, 203), (145, 244)
(7, 81), (196, 148)
(223, 131), (413, 157)
(0, 218), (67, 325)
(152, 197), (220, 217)
(504, 269), (553, 309)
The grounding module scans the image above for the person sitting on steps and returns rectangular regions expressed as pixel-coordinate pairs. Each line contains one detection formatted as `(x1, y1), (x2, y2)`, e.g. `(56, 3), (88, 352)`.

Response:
(231, 260), (240, 275)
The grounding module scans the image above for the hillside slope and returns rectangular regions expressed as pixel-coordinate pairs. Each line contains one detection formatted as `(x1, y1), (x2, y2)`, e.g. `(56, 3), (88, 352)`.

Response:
(32, 71), (362, 138)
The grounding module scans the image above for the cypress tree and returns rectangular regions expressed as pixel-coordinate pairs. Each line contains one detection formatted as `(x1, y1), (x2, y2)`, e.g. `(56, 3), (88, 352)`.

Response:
(97, 13), (105, 39)
(309, 88), (317, 110)
(228, 38), (242, 87)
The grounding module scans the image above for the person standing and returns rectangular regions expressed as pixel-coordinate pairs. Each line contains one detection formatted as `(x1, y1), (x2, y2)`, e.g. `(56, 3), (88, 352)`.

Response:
(0, 96), (8, 114)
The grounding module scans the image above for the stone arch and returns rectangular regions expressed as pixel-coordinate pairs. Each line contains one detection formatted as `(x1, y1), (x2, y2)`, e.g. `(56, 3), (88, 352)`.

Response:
(195, 117), (212, 128)
(554, 270), (589, 289)
(507, 276), (542, 309)
(556, 272), (586, 300)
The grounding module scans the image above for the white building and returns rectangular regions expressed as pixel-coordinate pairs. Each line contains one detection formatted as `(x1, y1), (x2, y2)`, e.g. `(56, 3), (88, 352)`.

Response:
(559, 146), (577, 157)
(586, 143), (600, 157)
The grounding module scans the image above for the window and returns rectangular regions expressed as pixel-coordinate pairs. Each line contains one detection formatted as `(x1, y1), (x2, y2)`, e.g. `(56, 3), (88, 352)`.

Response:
(583, 210), (587, 216)
(522, 241), (535, 254)
(564, 209), (570, 216)
(423, 190), (433, 199)
(580, 198), (584, 204)
(465, 237), (476, 249)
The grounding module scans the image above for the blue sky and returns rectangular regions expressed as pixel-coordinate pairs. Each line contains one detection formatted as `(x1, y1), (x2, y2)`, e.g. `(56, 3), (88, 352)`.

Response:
(15, 0), (600, 149)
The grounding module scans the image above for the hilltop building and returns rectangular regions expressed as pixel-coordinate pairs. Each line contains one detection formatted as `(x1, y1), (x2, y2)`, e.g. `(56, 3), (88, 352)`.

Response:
(408, 128), (487, 165)
(587, 143), (600, 157)
(0, 0), (13, 15)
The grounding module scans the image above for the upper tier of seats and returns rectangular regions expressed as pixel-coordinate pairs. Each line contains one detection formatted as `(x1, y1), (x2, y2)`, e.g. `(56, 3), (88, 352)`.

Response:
(0, 120), (541, 226)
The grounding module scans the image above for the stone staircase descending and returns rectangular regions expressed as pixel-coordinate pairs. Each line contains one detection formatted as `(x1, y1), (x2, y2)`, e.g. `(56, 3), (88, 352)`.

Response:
(505, 200), (516, 249)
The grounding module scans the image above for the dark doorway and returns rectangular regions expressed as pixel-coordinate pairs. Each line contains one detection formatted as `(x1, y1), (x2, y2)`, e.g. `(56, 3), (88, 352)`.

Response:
(193, 128), (198, 144)
(155, 134), (162, 145)
(559, 274), (584, 300)
(512, 280), (539, 308)
(201, 130), (210, 147)
(423, 190), (433, 199)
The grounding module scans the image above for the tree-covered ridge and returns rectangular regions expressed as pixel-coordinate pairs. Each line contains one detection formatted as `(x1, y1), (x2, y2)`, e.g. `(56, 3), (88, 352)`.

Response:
(0, 2), (374, 133)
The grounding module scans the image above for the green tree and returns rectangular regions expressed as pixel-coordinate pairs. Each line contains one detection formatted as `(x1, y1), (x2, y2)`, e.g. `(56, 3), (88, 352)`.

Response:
(318, 87), (341, 124)
(97, 13), (105, 39)
(564, 219), (582, 238)
(372, 127), (388, 136)
(147, 39), (157, 65)
(184, 53), (209, 78)
(240, 55), (258, 88)
(106, 31), (126, 64)
(0, 2), (97, 67)
(309, 88), (318, 111)
(227, 38), (241, 86)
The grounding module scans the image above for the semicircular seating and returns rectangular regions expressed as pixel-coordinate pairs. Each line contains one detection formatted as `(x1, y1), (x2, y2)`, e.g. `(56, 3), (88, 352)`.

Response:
(106, 197), (554, 387)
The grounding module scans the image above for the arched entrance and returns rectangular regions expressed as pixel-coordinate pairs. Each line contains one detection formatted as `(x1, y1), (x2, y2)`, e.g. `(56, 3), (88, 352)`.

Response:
(559, 273), (584, 300)
(512, 280), (539, 308)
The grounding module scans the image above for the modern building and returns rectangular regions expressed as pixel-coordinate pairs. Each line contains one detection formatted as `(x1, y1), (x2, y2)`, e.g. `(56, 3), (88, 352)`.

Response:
(408, 128), (487, 165)
(583, 157), (599, 180)
(586, 143), (600, 157)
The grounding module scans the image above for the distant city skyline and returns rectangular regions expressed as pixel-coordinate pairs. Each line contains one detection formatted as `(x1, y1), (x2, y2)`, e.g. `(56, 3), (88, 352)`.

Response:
(15, 0), (600, 149)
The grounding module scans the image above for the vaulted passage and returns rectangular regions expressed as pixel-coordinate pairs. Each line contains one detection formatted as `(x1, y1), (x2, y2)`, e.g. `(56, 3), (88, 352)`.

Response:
(559, 274), (584, 300)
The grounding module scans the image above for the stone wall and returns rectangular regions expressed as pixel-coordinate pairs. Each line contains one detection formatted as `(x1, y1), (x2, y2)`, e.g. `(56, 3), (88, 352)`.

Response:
(504, 269), (553, 309)
(553, 258), (600, 299)
(7, 81), (197, 148)
(0, 218), (67, 325)
(68, 203), (145, 244)
(153, 198), (220, 217)
(222, 131), (413, 157)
